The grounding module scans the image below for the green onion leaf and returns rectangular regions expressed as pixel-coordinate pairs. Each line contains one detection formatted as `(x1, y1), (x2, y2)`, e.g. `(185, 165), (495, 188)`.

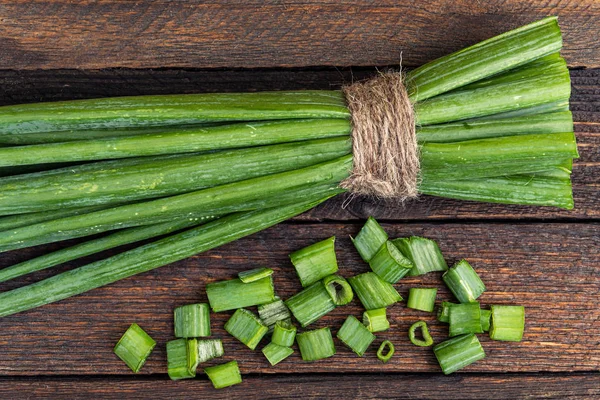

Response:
(336, 315), (376, 357)
(322, 274), (354, 305)
(113, 323), (156, 373)
(272, 320), (297, 347)
(434, 334), (486, 375)
(296, 327), (336, 361)
(363, 308), (390, 333)
(197, 339), (224, 363)
(348, 272), (402, 310)
(206, 276), (275, 313)
(285, 280), (336, 327)
(224, 309), (268, 350)
(174, 303), (211, 338)
(392, 237), (447, 276)
(167, 338), (196, 380)
(238, 267), (274, 283)
(262, 342), (294, 366)
(377, 340), (395, 363)
(449, 302), (483, 337)
(204, 361), (242, 389)
(289, 236), (338, 287)
(408, 320), (434, 347)
(443, 259), (486, 303)
(351, 217), (388, 262)
(480, 309), (492, 332)
(437, 301), (457, 324)
(369, 241), (414, 283)
(489, 305), (525, 342)
(187, 338), (200, 373)
(407, 288), (437, 312)
(257, 297), (291, 332)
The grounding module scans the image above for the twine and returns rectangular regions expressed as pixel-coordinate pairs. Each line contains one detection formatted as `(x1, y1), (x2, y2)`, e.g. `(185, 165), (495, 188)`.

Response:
(341, 71), (419, 200)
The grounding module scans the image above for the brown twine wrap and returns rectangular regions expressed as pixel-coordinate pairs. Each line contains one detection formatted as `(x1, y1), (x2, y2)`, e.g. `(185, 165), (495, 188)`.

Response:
(341, 71), (419, 200)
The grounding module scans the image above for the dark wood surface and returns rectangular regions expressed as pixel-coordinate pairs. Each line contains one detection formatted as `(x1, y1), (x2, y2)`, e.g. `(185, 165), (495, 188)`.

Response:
(0, 1), (599, 398)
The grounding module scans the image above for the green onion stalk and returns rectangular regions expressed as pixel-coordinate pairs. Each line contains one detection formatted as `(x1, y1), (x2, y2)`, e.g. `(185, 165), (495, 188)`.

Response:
(0, 17), (578, 318)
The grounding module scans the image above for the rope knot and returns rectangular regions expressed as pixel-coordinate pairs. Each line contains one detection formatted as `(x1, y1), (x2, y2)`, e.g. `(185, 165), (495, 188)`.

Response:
(341, 72), (419, 200)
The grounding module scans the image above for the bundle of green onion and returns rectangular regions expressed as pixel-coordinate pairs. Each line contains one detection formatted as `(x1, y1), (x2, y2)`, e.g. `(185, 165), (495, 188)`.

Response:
(0, 17), (577, 317)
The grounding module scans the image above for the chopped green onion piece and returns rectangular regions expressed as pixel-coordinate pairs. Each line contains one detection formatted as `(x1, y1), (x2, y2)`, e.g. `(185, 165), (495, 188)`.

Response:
(206, 276), (275, 312)
(272, 320), (297, 347)
(167, 338), (196, 380)
(187, 338), (199, 373)
(434, 334), (486, 375)
(285, 280), (335, 327)
(363, 308), (390, 332)
(238, 267), (274, 283)
(262, 342), (294, 366)
(480, 309), (492, 332)
(377, 340), (395, 363)
(347, 272), (402, 310)
(296, 327), (336, 361)
(322, 274), (354, 305)
(113, 323), (156, 373)
(351, 217), (388, 262)
(336, 315), (376, 357)
(408, 320), (434, 347)
(437, 301), (457, 324)
(369, 241), (413, 283)
(257, 297), (291, 332)
(174, 303), (211, 338)
(407, 288), (437, 312)
(197, 339), (224, 363)
(204, 361), (242, 389)
(289, 236), (338, 287)
(392, 237), (447, 276)
(490, 305), (525, 342)
(442, 259), (486, 303)
(449, 302), (483, 337)
(224, 309), (268, 350)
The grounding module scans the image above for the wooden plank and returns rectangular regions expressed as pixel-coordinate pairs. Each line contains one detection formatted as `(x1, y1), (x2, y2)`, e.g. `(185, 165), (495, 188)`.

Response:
(0, 222), (598, 375)
(1, 373), (599, 399)
(0, 68), (598, 221)
(0, 1), (598, 70)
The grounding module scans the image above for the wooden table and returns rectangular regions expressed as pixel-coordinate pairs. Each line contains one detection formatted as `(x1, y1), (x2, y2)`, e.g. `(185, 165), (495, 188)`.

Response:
(0, 1), (599, 398)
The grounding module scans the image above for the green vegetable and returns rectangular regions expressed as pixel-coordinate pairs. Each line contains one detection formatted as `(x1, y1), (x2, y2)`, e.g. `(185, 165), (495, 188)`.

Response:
(363, 308), (390, 332)
(449, 303), (483, 337)
(406, 288), (437, 312)
(197, 339), (224, 363)
(204, 361), (243, 389)
(336, 315), (376, 357)
(348, 272), (402, 310)
(480, 309), (492, 332)
(351, 217), (388, 262)
(262, 343), (294, 366)
(174, 303), (211, 338)
(285, 280), (335, 327)
(433, 334), (486, 375)
(271, 320), (297, 347)
(369, 241), (413, 283)
(392, 237), (448, 276)
(377, 340), (395, 363)
(167, 338), (196, 380)
(443, 259), (486, 303)
(113, 323), (156, 373)
(224, 309), (269, 350)
(408, 320), (434, 347)
(489, 305), (525, 342)
(296, 327), (336, 361)
(207, 277), (275, 313)
(238, 267), (274, 283)
(322, 274), (354, 306)
(289, 236), (338, 287)
(437, 301), (457, 324)
(257, 298), (291, 332)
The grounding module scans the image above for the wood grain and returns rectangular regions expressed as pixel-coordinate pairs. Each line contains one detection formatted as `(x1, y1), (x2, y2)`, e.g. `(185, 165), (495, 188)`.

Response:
(0, 0), (598, 70)
(0, 222), (598, 375)
(1, 373), (599, 399)
(0, 68), (598, 221)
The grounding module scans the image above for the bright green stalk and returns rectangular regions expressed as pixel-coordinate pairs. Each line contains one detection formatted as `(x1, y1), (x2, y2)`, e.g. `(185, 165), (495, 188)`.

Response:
(377, 340), (395, 363)
(113, 323), (156, 373)
(187, 338), (199, 374)
(481, 309), (492, 332)
(347, 272), (402, 310)
(166, 338), (196, 380)
(289, 236), (338, 287)
(408, 320), (434, 347)
(258, 298), (291, 332)
(296, 327), (336, 361)
(392, 237), (447, 277)
(474, 99), (570, 120)
(449, 303), (483, 337)
(238, 267), (273, 283)
(443, 260), (486, 303)
(224, 309), (269, 350)
(369, 240), (413, 283)
(490, 305), (525, 342)
(407, 17), (563, 102)
(322, 274), (354, 306)
(262, 343), (294, 366)
(363, 308), (390, 332)
(204, 361), (242, 389)
(0, 137), (351, 214)
(0, 196), (332, 318)
(351, 217), (388, 262)
(434, 334), (486, 375)
(197, 339), (224, 363)
(0, 204), (116, 232)
(285, 280), (336, 327)
(207, 277), (275, 313)
(0, 91), (349, 136)
(437, 301), (457, 324)
(337, 315), (376, 357)
(174, 303), (211, 338)
(407, 288), (437, 312)
(0, 156), (350, 251)
(272, 320), (297, 347)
